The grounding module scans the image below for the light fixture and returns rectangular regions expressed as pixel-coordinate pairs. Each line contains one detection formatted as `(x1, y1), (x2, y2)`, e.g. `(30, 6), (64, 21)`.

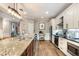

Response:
(8, 6), (22, 19)
(45, 11), (49, 14)
(24, 12), (27, 14)
(19, 9), (27, 15)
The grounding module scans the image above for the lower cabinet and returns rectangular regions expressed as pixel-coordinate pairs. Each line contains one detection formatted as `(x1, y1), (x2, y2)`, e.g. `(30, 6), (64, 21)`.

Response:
(58, 37), (68, 55)
(58, 37), (72, 56)
(21, 40), (34, 56)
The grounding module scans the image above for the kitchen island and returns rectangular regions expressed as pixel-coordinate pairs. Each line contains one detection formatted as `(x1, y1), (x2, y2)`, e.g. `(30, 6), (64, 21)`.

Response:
(0, 37), (34, 56)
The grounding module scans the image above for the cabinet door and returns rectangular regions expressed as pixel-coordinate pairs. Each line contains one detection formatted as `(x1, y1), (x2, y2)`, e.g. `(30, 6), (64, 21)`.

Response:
(63, 14), (69, 29)
(73, 4), (79, 29)
(58, 37), (63, 51)
(67, 5), (74, 29)
(58, 38), (67, 54)
(63, 10), (71, 29)
(62, 38), (67, 53)
(64, 5), (74, 29)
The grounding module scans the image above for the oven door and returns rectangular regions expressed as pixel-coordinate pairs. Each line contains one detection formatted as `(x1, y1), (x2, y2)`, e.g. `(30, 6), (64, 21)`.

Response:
(67, 42), (79, 56)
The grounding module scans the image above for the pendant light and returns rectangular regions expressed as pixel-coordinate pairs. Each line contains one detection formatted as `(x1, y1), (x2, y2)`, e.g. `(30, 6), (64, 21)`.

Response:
(8, 3), (22, 19)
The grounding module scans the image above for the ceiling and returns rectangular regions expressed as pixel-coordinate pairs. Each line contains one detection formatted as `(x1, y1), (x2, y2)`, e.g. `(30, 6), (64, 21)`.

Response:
(17, 3), (71, 19)
(0, 3), (71, 20)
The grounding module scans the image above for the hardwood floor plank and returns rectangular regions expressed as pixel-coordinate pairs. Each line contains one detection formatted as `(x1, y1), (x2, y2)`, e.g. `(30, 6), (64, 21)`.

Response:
(35, 40), (65, 56)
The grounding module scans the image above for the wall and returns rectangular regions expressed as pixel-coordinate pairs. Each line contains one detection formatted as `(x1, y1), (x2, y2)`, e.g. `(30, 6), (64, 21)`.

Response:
(28, 21), (34, 34)
(0, 16), (12, 39)
(34, 18), (50, 40)
(0, 8), (21, 39)
(20, 18), (34, 37)
(0, 17), (3, 39)
(3, 18), (12, 38)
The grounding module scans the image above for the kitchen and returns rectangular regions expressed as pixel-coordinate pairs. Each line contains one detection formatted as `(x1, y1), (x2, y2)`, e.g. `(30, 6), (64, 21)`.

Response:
(0, 3), (79, 56)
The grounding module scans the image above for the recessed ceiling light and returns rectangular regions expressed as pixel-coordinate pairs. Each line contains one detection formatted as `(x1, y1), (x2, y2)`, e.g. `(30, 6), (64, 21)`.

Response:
(45, 11), (49, 14)
(24, 12), (27, 14)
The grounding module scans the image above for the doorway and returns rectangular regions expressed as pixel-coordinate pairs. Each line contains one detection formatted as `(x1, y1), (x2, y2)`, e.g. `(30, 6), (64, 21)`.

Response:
(49, 26), (52, 42)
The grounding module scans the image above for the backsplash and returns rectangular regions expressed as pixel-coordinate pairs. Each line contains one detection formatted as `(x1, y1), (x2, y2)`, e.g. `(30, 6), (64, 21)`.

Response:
(66, 29), (79, 39)
(52, 29), (64, 36)
(52, 29), (79, 39)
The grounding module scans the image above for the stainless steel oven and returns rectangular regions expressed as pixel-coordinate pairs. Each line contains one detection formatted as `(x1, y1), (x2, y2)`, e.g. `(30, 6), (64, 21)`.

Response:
(67, 42), (79, 56)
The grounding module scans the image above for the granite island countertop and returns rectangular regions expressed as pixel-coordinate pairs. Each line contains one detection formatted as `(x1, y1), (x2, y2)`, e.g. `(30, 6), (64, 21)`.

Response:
(0, 37), (33, 56)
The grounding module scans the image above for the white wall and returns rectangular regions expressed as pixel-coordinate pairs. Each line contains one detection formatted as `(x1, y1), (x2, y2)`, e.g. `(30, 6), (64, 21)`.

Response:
(0, 17), (12, 38)
(28, 21), (34, 34)
(34, 19), (50, 40)
(20, 18), (34, 37)
(20, 19), (28, 34)
(3, 18), (12, 38)
(0, 17), (3, 39)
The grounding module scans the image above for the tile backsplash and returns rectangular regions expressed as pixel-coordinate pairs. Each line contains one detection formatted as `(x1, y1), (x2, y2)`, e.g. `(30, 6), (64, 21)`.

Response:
(67, 29), (79, 39)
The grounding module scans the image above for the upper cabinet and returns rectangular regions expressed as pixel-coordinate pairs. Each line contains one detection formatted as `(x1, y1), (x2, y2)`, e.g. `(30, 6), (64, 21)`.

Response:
(50, 19), (57, 30)
(56, 3), (79, 29)
(73, 4), (79, 29)
(50, 18), (64, 30)
(63, 4), (74, 29)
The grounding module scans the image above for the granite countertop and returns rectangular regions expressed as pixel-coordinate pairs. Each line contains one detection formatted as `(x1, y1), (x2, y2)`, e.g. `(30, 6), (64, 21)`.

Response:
(60, 36), (79, 43)
(0, 37), (33, 56)
(67, 38), (79, 43)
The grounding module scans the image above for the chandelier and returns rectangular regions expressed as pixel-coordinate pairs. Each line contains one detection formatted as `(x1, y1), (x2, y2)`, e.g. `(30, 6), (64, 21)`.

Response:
(8, 6), (22, 19)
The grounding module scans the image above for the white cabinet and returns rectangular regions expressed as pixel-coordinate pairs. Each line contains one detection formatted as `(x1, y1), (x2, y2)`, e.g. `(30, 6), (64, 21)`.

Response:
(58, 37), (68, 55)
(57, 4), (79, 29)
(63, 13), (69, 29)
(58, 37), (72, 56)
(64, 4), (79, 29)
(58, 38), (67, 52)
(73, 4), (79, 28)
(63, 4), (74, 29)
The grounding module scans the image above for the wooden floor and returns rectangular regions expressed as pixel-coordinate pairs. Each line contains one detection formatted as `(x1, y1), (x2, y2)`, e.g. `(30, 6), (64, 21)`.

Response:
(35, 40), (65, 56)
